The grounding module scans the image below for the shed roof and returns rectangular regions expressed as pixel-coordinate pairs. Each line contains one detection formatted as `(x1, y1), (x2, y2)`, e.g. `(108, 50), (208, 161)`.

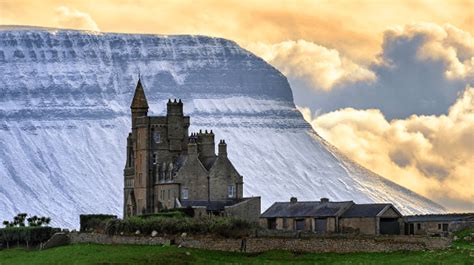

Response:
(405, 213), (474, 222)
(260, 201), (354, 218)
(341, 204), (398, 218)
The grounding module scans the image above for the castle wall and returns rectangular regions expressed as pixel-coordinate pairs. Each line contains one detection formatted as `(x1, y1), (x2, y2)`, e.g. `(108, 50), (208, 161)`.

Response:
(224, 197), (261, 223)
(209, 157), (243, 201)
(134, 121), (150, 214)
(174, 156), (209, 201)
(155, 183), (180, 210)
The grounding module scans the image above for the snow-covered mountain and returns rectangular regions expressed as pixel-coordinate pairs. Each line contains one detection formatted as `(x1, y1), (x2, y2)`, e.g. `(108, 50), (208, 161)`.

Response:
(0, 26), (444, 228)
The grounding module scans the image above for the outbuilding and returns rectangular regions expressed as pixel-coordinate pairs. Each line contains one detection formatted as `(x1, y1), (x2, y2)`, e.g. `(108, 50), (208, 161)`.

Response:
(339, 204), (403, 235)
(260, 197), (404, 235)
(404, 214), (474, 236)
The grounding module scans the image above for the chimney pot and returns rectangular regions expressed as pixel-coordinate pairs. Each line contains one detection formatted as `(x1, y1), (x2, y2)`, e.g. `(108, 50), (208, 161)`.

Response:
(320, 198), (329, 203)
(290, 197), (297, 203)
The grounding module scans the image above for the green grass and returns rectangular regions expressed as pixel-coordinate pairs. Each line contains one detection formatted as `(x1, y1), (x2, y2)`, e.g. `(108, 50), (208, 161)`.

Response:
(0, 243), (472, 265)
(1, 229), (473, 265)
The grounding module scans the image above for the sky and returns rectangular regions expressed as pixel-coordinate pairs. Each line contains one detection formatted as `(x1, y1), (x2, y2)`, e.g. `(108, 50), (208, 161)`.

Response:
(0, 0), (473, 212)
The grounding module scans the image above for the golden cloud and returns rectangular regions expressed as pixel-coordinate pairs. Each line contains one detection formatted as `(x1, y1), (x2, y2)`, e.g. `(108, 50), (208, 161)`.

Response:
(54, 6), (99, 32)
(299, 86), (474, 211)
(247, 40), (376, 91)
(1, 0), (472, 64)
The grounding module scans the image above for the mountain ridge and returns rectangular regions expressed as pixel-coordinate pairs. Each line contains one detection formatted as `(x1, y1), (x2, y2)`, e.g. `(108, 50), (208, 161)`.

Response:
(0, 28), (444, 228)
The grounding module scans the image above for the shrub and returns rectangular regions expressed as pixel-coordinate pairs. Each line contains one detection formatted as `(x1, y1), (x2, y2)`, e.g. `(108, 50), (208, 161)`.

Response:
(3, 213), (51, 229)
(80, 214), (117, 232)
(139, 208), (194, 219)
(0, 226), (60, 248)
(104, 215), (254, 238)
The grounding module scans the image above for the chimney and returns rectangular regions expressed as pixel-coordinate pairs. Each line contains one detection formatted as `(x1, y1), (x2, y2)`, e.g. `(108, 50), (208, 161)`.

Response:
(197, 130), (215, 160)
(290, 197), (298, 203)
(218, 139), (227, 158)
(188, 138), (198, 157)
(320, 198), (329, 203)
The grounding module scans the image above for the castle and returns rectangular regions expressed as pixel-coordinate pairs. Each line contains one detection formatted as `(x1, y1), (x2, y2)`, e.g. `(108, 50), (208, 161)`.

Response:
(123, 79), (260, 221)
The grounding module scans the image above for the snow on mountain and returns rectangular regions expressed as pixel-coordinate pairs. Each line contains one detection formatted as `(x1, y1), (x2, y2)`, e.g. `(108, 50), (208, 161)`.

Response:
(0, 27), (444, 228)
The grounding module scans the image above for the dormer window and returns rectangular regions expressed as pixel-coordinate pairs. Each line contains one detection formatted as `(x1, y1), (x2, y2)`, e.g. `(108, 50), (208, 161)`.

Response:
(228, 185), (235, 198)
(153, 131), (161, 143)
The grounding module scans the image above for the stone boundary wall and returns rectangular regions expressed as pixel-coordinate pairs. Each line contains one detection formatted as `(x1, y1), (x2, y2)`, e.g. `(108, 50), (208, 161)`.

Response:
(67, 232), (451, 253)
(69, 232), (170, 246)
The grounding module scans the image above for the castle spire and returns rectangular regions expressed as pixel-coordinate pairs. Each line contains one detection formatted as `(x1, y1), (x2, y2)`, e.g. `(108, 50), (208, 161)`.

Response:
(130, 78), (149, 109)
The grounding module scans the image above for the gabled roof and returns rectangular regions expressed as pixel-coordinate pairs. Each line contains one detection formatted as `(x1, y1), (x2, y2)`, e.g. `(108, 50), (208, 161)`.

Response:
(405, 213), (474, 222)
(260, 201), (354, 218)
(341, 204), (399, 218)
(130, 79), (149, 109)
(200, 156), (217, 170)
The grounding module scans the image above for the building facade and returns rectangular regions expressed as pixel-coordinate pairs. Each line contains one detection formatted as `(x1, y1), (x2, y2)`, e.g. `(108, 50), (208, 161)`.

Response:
(404, 214), (474, 236)
(123, 80), (259, 221)
(260, 197), (403, 235)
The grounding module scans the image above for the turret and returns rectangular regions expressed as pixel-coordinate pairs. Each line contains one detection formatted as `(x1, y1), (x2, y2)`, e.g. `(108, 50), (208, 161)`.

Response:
(218, 139), (227, 158)
(167, 99), (183, 116)
(197, 130), (215, 160)
(167, 99), (185, 151)
(130, 78), (149, 128)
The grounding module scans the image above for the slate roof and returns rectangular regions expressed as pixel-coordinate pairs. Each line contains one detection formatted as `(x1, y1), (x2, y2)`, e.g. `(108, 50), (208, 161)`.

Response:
(200, 156), (217, 170)
(130, 79), (149, 109)
(405, 213), (474, 222)
(341, 204), (396, 218)
(260, 201), (354, 218)
(181, 200), (237, 211)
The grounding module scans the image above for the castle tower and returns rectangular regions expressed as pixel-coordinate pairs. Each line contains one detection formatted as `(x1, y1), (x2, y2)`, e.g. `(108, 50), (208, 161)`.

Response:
(167, 99), (186, 151)
(131, 79), (151, 215)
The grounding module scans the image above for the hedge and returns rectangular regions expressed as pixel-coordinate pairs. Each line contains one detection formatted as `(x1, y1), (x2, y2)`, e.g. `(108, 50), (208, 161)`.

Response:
(80, 214), (117, 232)
(105, 216), (253, 238)
(0, 226), (59, 248)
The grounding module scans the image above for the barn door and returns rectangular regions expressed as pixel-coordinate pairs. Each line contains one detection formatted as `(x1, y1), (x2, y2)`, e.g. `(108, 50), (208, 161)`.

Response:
(380, 218), (400, 235)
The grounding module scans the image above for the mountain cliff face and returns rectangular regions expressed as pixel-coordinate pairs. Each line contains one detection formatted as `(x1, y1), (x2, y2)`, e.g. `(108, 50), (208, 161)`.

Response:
(0, 27), (444, 228)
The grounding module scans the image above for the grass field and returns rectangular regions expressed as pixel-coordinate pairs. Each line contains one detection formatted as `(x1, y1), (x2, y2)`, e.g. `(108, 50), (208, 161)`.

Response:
(0, 230), (472, 264)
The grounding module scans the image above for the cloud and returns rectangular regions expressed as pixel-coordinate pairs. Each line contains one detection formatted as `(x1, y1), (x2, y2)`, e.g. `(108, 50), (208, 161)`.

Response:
(247, 40), (376, 91)
(299, 85), (474, 212)
(293, 22), (474, 120)
(1, 0), (472, 64)
(382, 23), (474, 80)
(54, 6), (99, 32)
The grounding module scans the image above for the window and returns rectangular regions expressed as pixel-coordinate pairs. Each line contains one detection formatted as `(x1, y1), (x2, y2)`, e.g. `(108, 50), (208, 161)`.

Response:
(153, 132), (161, 143)
(438, 224), (441, 230)
(442, 224), (448, 232)
(283, 218), (288, 229)
(228, 185), (235, 198)
(295, 219), (306, 231)
(167, 189), (170, 200)
(182, 188), (189, 200)
(152, 153), (157, 164)
(417, 223), (421, 230)
(138, 173), (142, 185)
(268, 218), (277, 230)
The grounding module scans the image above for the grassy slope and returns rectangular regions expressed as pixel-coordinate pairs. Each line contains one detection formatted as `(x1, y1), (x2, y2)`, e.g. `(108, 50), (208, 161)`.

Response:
(0, 229), (472, 265)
